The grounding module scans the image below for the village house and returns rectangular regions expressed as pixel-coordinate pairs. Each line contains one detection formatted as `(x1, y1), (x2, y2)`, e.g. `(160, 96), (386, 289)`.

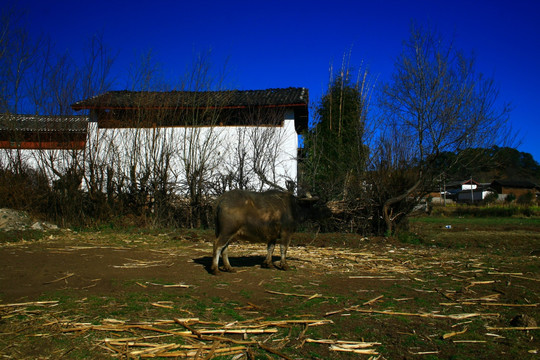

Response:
(0, 114), (88, 184)
(455, 179), (494, 203)
(428, 178), (540, 204)
(0, 88), (309, 196)
(0, 114), (87, 150)
(428, 179), (494, 204)
(490, 179), (540, 201)
(70, 88), (308, 193)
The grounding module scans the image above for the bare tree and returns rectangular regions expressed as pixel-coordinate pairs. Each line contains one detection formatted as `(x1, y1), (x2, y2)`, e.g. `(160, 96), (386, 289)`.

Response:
(373, 23), (512, 234)
(224, 107), (294, 192)
(0, 6), (298, 227)
(174, 105), (226, 227)
(0, 4), (116, 222)
(101, 52), (230, 227)
(253, 113), (298, 191)
(82, 51), (173, 222)
(69, 51), (231, 227)
(0, 6), (41, 179)
(0, 5), (42, 114)
(223, 125), (252, 190)
(165, 53), (233, 226)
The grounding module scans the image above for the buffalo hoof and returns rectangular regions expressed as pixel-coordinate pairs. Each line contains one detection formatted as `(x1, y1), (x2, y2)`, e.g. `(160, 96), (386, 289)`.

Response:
(210, 267), (221, 275)
(261, 261), (275, 269)
(279, 262), (290, 271)
(223, 266), (236, 273)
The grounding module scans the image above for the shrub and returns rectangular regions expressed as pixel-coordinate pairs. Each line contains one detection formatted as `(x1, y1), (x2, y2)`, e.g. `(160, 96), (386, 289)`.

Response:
(517, 191), (534, 205)
(0, 168), (51, 212)
(483, 192), (499, 204)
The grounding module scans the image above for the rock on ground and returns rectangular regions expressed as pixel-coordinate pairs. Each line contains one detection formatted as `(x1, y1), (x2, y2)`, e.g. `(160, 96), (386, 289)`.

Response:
(0, 208), (58, 231)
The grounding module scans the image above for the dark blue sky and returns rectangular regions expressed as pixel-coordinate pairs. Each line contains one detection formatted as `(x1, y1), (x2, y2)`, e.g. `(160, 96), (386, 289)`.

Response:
(13, 0), (540, 161)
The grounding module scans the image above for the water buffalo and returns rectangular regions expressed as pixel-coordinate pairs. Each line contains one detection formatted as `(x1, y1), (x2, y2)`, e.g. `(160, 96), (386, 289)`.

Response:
(211, 189), (319, 275)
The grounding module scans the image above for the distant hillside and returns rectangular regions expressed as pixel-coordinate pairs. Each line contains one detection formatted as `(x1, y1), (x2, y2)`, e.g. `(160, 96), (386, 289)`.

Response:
(435, 146), (540, 183)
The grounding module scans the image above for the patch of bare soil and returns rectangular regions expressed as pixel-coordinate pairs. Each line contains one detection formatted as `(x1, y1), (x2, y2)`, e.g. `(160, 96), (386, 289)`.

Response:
(0, 228), (539, 359)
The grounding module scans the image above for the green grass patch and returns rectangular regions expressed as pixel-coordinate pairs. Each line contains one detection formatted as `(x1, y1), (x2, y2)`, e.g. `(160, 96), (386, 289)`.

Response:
(239, 289), (252, 299)
(411, 215), (540, 226)
(396, 231), (424, 245)
(0, 229), (46, 243)
(431, 204), (540, 218)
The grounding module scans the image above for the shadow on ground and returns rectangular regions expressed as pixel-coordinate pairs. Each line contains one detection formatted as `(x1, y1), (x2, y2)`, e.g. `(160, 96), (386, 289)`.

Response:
(193, 255), (282, 274)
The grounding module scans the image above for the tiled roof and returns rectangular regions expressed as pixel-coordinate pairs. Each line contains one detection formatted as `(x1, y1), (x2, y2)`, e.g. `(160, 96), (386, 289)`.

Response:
(491, 179), (539, 189)
(0, 114), (88, 150)
(0, 114), (88, 132)
(71, 88), (309, 110)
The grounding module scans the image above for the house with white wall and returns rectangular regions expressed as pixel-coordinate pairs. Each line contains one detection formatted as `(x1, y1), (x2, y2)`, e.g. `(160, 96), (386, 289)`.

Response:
(0, 114), (88, 184)
(1, 88), (309, 195)
(490, 179), (539, 201)
(0, 114), (87, 150)
(429, 178), (495, 204)
(70, 88), (309, 193)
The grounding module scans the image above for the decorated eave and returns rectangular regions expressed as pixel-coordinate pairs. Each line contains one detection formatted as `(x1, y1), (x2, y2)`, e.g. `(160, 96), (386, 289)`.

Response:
(71, 88), (309, 132)
(0, 114), (88, 150)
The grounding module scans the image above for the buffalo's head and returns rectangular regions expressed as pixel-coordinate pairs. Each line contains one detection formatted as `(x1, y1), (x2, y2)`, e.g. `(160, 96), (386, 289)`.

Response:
(296, 193), (331, 224)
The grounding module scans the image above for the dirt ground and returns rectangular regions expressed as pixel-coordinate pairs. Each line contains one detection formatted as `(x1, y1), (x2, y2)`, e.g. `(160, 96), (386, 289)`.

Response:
(0, 230), (400, 310)
(0, 222), (539, 359)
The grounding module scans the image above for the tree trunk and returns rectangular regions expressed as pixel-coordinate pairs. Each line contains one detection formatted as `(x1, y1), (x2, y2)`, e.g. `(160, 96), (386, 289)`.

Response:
(383, 177), (422, 235)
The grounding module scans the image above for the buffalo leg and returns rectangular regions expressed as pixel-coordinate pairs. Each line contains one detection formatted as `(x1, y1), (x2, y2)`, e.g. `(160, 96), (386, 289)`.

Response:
(279, 233), (292, 270)
(221, 245), (235, 272)
(211, 235), (231, 275)
(262, 241), (276, 268)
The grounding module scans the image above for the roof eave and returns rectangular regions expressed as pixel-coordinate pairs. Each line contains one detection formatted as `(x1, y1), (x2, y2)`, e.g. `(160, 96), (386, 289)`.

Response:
(71, 103), (307, 111)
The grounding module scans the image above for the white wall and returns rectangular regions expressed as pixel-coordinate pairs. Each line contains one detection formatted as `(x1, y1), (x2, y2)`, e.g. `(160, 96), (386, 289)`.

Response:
(0, 109), (300, 194)
(0, 109), (299, 194)
(85, 109), (298, 192)
(0, 142), (82, 182)
(457, 189), (493, 202)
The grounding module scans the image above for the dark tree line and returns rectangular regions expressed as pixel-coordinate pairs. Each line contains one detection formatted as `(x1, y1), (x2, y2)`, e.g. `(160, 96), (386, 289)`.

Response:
(443, 146), (540, 182)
